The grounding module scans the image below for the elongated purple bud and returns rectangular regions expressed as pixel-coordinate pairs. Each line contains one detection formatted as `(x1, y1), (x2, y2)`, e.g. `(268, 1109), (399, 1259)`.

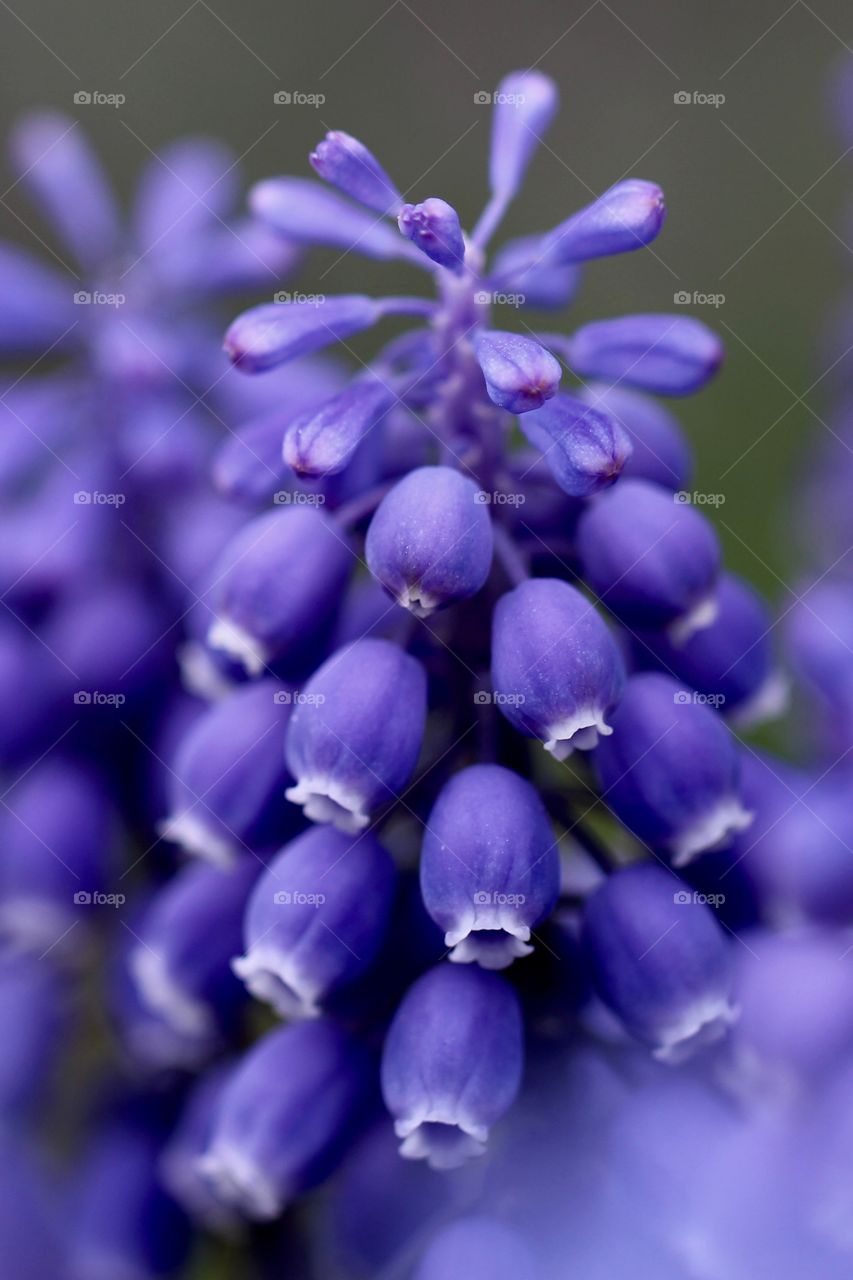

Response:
(413, 1218), (537, 1280)
(0, 242), (77, 353)
(582, 862), (736, 1060)
(381, 964), (523, 1169)
(491, 578), (625, 758)
(160, 1063), (241, 1234)
(594, 673), (752, 865)
(285, 639), (427, 832)
(520, 393), (633, 497)
(540, 180), (666, 264)
(250, 177), (419, 260)
(225, 295), (384, 373)
(488, 233), (581, 309)
(198, 1020), (370, 1219)
(0, 955), (67, 1114)
(283, 376), (395, 476)
(160, 680), (298, 866)
(365, 465), (493, 616)
(566, 313), (724, 395)
(310, 130), (402, 214)
(488, 71), (559, 199)
(578, 383), (693, 492)
(398, 198), (466, 271)
(129, 859), (259, 1056)
(208, 506), (351, 676)
(576, 478), (721, 639)
(474, 330), (561, 413)
(420, 764), (559, 968)
(233, 825), (398, 1017)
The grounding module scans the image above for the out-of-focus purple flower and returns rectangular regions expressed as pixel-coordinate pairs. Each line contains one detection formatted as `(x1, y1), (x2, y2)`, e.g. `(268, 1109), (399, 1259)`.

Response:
(420, 764), (559, 968)
(564, 313), (724, 395)
(284, 639), (427, 832)
(491, 577), (625, 758)
(0, 954), (67, 1113)
(365, 466), (494, 615)
(128, 858), (259, 1057)
(207, 505), (352, 676)
(576, 478), (722, 639)
(160, 680), (298, 865)
(233, 824), (398, 1017)
(381, 963), (523, 1169)
(594, 673), (752, 865)
(197, 1020), (371, 1220)
(160, 1062), (242, 1234)
(413, 1217), (537, 1280)
(486, 70), (559, 206)
(582, 862), (737, 1060)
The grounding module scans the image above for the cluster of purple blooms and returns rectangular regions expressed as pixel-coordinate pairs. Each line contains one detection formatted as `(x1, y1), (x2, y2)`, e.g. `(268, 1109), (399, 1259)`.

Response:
(3, 68), (853, 1280)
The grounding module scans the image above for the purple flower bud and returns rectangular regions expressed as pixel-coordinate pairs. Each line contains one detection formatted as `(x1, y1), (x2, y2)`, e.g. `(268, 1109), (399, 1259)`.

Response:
(70, 1099), (192, 1279)
(0, 243), (77, 352)
(488, 71), (559, 200)
(785, 578), (853, 749)
(398, 198), (466, 271)
(381, 964), (523, 1169)
(129, 859), (259, 1056)
(250, 178), (418, 261)
(567, 314), (724, 395)
(9, 111), (119, 270)
(474, 330), (561, 413)
(540, 180), (666, 264)
(637, 573), (783, 725)
(0, 758), (114, 955)
(310, 130), (402, 214)
(488, 233), (581, 309)
(224, 295), (385, 373)
(491, 578), (626, 758)
(582, 862), (736, 1061)
(161, 681), (298, 865)
(594, 673), (752, 865)
(233, 825), (398, 1017)
(365, 465), (494, 616)
(420, 764), (559, 968)
(520, 393), (633, 497)
(208, 506), (351, 676)
(0, 954), (66, 1113)
(285, 639), (427, 832)
(198, 1020), (370, 1219)
(576, 479), (722, 638)
(160, 1062), (242, 1234)
(283, 376), (395, 476)
(578, 383), (693, 492)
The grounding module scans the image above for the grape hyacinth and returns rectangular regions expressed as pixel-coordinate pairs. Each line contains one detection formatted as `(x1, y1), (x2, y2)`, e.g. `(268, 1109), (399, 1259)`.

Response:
(4, 58), (852, 1280)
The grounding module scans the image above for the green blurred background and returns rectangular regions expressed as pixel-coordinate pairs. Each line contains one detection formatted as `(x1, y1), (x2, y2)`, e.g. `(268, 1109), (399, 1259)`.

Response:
(1, 0), (851, 601)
